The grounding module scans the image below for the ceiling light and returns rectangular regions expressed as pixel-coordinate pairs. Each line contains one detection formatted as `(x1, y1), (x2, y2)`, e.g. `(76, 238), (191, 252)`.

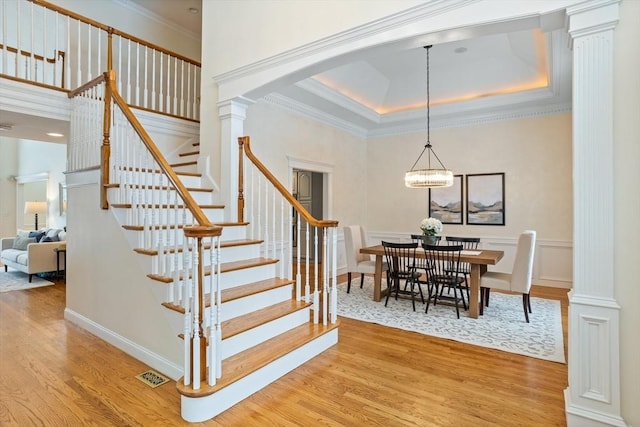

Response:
(47, 132), (64, 137)
(404, 45), (454, 189)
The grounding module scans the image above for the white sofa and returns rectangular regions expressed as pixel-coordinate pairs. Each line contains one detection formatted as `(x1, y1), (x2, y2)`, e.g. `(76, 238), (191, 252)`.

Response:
(1, 229), (66, 282)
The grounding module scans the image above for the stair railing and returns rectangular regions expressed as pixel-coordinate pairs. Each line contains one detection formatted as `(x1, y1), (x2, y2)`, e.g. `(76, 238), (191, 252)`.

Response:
(1, 0), (200, 120)
(238, 136), (339, 325)
(68, 70), (223, 390)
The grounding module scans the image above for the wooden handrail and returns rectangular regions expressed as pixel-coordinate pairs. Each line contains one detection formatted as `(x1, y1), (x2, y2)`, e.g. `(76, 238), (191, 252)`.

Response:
(238, 136), (338, 228)
(67, 72), (108, 98)
(105, 72), (217, 230)
(30, 0), (201, 66)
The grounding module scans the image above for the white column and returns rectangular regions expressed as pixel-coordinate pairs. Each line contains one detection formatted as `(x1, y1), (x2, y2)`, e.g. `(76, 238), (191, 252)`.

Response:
(565, 1), (626, 426)
(218, 97), (253, 221)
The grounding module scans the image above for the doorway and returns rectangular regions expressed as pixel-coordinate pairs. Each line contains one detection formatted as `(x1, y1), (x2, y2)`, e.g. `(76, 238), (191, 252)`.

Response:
(292, 169), (324, 260)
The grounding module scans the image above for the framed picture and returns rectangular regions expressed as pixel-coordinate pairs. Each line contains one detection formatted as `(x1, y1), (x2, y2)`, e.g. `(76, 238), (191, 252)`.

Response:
(466, 173), (505, 225)
(429, 174), (463, 224)
(59, 182), (67, 215)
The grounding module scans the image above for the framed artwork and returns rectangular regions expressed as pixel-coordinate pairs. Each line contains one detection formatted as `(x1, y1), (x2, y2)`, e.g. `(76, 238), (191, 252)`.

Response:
(466, 173), (505, 225)
(59, 182), (67, 215)
(429, 174), (463, 224)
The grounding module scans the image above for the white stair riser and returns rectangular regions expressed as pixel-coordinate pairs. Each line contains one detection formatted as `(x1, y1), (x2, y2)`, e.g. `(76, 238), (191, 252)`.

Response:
(219, 226), (246, 241)
(181, 330), (339, 422)
(220, 285), (293, 321)
(219, 263), (277, 289)
(221, 308), (310, 359)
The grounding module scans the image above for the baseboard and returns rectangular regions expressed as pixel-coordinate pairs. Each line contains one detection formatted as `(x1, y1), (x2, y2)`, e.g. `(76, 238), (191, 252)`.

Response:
(564, 389), (628, 427)
(64, 307), (183, 380)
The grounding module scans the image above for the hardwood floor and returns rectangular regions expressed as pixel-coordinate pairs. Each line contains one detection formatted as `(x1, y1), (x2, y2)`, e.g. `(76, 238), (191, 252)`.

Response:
(0, 274), (568, 426)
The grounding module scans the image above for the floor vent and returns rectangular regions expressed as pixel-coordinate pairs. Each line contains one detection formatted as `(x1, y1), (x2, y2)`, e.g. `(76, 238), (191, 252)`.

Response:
(135, 370), (171, 388)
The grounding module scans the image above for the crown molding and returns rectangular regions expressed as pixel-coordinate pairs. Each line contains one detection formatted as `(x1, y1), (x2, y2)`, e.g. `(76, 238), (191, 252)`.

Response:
(213, 0), (477, 85)
(261, 94), (368, 139)
(113, 0), (200, 42)
(0, 78), (70, 120)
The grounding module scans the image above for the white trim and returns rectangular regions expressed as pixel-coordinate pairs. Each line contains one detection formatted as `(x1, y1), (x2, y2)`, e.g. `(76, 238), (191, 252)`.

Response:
(64, 308), (183, 380)
(15, 172), (49, 184)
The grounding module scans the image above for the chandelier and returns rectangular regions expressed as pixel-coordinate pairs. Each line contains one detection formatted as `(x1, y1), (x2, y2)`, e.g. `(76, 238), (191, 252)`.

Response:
(404, 45), (453, 188)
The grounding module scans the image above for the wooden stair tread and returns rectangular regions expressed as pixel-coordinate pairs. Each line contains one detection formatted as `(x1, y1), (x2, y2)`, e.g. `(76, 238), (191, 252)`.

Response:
(148, 257), (278, 283)
(179, 150), (200, 157)
(111, 203), (224, 209)
(222, 277), (293, 302)
(170, 161), (197, 168)
(222, 299), (311, 340)
(162, 277), (294, 313)
(133, 239), (263, 255)
(176, 321), (339, 398)
(118, 166), (201, 177)
(109, 183), (213, 193)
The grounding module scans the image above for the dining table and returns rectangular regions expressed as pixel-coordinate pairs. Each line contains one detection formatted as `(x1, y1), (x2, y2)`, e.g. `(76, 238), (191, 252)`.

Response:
(359, 244), (504, 319)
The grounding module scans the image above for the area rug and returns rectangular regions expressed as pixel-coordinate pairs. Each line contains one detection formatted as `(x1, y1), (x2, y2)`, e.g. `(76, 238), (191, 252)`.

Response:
(0, 270), (55, 292)
(337, 277), (565, 363)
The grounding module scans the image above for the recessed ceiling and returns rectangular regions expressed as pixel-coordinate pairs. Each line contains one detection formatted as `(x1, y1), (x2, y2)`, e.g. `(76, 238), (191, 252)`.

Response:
(0, 110), (69, 144)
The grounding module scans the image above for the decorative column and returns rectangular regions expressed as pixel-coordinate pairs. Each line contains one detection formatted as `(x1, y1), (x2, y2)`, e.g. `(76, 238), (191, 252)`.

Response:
(218, 97), (253, 221)
(565, 1), (626, 426)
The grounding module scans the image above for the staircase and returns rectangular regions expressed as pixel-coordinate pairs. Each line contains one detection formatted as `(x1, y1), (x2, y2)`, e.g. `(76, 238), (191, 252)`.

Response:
(108, 137), (339, 422)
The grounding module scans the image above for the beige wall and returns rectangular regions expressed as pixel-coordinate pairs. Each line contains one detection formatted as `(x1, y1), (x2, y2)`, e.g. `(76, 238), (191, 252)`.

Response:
(614, 0), (640, 424)
(244, 102), (367, 227)
(366, 114), (573, 241)
(0, 138), (18, 238)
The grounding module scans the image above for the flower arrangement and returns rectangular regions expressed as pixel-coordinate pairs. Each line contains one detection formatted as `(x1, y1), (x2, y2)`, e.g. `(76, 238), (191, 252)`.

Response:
(420, 217), (443, 236)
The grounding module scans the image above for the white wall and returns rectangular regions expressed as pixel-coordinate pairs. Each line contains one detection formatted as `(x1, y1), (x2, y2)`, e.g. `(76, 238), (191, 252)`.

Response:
(46, 0), (201, 61)
(244, 101), (367, 227)
(15, 139), (67, 230)
(614, 0), (640, 424)
(0, 138), (18, 238)
(366, 114), (572, 239)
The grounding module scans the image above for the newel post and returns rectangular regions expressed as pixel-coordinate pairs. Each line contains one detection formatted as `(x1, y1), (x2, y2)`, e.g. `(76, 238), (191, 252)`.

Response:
(237, 136), (246, 223)
(183, 225), (218, 387)
(101, 71), (114, 209)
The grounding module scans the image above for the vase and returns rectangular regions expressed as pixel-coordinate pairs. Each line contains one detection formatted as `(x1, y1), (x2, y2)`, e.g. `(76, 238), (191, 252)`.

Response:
(422, 234), (439, 246)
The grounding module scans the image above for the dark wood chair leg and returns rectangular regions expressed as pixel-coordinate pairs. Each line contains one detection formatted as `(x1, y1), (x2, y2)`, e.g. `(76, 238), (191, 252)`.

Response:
(527, 293), (532, 313)
(4, 265), (7, 272)
(347, 272), (352, 293)
(360, 273), (365, 289)
(28, 274), (33, 283)
(522, 294), (530, 323)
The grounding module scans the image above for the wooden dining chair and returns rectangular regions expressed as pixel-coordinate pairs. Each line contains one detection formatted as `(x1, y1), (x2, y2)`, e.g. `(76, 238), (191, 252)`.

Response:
(444, 236), (480, 304)
(422, 244), (465, 318)
(382, 241), (423, 311)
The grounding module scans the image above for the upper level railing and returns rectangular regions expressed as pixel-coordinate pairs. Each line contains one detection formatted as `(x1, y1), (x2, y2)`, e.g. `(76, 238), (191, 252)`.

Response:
(0, 0), (200, 120)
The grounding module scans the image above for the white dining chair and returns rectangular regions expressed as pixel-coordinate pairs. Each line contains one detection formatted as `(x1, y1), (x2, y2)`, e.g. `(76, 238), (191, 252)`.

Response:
(479, 230), (536, 322)
(344, 225), (386, 293)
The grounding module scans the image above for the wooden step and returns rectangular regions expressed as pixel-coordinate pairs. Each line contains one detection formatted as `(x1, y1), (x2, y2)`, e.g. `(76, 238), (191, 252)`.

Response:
(147, 257), (278, 283)
(111, 203), (224, 209)
(162, 277), (294, 313)
(117, 166), (201, 177)
(192, 142), (200, 147)
(133, 239), (263, 256)
(179, 150), (200, 157)
(222, 299), (311, 340)
(109, 183), (213, 193)
(176, 321), (339, 398)
(170, 160), (197, 168)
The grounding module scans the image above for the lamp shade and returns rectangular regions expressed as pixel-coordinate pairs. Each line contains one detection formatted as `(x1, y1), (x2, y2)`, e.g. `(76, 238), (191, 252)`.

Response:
(24, 201), (47, 215)
(405, 169), (454, 188)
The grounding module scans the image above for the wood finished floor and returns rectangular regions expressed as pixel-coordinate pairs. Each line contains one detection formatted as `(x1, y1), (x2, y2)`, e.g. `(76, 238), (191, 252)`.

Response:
(0, 273), (568, 426)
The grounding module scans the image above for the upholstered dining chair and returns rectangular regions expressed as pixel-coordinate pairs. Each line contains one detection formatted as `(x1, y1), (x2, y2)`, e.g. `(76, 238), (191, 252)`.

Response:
(382, 241), (424, 311)
(344, 225), (387, 293)
(444, 236), (481, 302)
(422, 244), (466, 318)
(479, 230), (536, 322)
